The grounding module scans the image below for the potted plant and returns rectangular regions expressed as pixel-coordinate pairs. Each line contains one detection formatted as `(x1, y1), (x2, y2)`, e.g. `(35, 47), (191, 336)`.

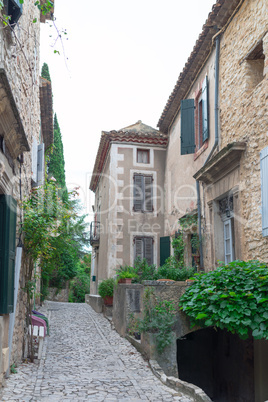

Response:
(98, 278), (115, 306)
(127, 313), (141, 340)
(115, 265), (138, 284)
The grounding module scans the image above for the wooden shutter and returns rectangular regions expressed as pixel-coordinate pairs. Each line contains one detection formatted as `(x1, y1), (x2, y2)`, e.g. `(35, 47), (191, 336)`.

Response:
(134, 237), (143, 261)
(260, 147), (268, 236)
(160, 236), (170, 266)
(144, 237), (153, 266)
(202, 76), (209, 142)
(144, 175), (153, 212)
(37, 143), (45, 186)
(32, 137), (38, 184)
(181, 99), (195, 155)
(224, 219), (234, 264)
(133, 174), (144, 211)
(0, 195), (17, 314)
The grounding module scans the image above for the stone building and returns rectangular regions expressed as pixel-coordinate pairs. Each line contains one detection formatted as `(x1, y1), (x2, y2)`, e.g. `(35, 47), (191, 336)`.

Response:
(0, 0), (53, 387)
(89, 121), (168, 294)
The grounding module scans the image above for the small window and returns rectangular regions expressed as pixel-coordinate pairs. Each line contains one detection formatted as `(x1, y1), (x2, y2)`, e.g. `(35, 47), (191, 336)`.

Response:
(245, 40), (264, 88)
(134, 236), (153, 265)
(4, 0), (23, 25)
(133, 173), (153, 212)
(137, 149), (149, 164)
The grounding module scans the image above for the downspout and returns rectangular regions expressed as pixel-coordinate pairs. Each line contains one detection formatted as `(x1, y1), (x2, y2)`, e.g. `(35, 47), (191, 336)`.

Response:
(197, 32), (220, 269)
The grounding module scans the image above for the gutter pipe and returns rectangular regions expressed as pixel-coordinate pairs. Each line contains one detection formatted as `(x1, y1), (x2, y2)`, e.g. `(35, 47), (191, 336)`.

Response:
(197, 32), (220, 269)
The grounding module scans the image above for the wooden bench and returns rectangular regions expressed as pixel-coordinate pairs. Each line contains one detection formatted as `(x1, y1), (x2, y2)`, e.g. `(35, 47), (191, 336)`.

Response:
(29, 325), (45, 359)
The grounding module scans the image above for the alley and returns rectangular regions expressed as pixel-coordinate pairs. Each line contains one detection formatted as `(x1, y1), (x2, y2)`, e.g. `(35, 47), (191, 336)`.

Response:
(1, 302), (193, 401)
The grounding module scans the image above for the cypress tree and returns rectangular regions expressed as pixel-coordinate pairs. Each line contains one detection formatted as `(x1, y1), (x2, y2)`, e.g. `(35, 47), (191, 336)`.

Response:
(49, 114), (68, 202)
(41, 62), (51, 82)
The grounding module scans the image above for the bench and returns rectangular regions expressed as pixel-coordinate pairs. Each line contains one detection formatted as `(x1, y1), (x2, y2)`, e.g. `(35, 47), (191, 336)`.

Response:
(29, 325), (45, 359)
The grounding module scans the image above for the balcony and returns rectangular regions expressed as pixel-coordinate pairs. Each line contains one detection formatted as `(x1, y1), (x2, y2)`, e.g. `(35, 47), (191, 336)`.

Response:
(90, 221), (100, 246)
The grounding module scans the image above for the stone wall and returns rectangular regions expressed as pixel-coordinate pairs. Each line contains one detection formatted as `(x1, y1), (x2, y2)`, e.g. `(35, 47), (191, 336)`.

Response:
(219, 0), (268, 262)
(46, 287), (69, 303)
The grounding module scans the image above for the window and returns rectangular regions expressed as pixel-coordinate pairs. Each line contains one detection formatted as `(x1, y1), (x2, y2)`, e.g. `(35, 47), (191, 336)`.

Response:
(137, 149), (150, 164)
(160, 236), (170, 266)
(134, 236), (153, 265)
(245, 40), (264, 89)
(32, 140), (45, 186)
(260, 146), (268, 237)
(4, 0), (23, 25)
(133, 173), (153, 212)
(181, 76), (209, 155)
(0, 195), (17, 314)
(224, 219), (235, 264)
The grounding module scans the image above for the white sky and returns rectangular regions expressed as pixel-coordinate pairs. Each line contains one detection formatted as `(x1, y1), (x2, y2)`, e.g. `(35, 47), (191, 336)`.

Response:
(40, 0), (215, 220)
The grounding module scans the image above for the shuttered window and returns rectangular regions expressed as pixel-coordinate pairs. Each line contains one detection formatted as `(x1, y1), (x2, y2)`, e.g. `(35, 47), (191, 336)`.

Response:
(4, 0), (23, 24)
(0, 195), (17, 314)
(134, 236), (153, 266)
(181, 99), (195, 155)
(160, 236), (170, 266)
(202, 76), (209, 142)
(133, 174), (153, 212)
(37, 143), (45, 186)
(260, 146), (268, 237)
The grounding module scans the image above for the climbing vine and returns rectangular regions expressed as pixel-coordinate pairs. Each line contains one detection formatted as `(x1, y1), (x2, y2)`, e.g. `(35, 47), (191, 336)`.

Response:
(180, 260), (268, 340)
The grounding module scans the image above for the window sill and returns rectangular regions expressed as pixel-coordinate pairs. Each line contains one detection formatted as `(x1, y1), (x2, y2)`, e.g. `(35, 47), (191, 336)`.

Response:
(194, 141), (208, 161)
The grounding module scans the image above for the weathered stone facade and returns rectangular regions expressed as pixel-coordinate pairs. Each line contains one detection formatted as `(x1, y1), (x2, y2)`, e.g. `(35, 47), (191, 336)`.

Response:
(0, 0), (53, 387)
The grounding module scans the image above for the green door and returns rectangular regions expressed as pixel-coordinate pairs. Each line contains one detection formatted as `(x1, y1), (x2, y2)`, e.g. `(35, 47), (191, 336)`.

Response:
(160, 236), (170, 266)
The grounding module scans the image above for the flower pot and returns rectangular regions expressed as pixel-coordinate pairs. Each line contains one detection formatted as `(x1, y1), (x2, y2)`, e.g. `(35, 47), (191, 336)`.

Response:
(103, 296), (113, 306)
(118, 278), (132, 284)
(134, 332), (141, 340)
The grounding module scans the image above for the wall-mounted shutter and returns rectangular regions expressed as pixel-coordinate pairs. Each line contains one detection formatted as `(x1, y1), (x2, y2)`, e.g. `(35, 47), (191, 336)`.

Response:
(202, 76), (209, 142)
(32, 137), (38, 184)
(133, 174), (143, 211)
(37, 143), (45, 186)
(260, 147), (268, 236)
(144, 175), (153, 212)
(160, 236), (170, 266)
(0, 195), (17, 314)
(134, 238), (143, 261)
(144, 237), (153, 266)
(181, 99), (195, 155)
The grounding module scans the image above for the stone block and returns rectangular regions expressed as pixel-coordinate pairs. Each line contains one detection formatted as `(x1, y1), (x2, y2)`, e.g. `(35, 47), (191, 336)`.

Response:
(86, 294), (103, 313)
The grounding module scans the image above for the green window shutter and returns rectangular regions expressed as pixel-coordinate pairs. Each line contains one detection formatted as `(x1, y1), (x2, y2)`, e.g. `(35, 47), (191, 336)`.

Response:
(0, 195), (17, 314)
(144, 175), (153, 212)
(181, 99), (195, 155)
(160, 236), (170, 266)
(260, 146), (268, 236)
(202, 76), (209, 142)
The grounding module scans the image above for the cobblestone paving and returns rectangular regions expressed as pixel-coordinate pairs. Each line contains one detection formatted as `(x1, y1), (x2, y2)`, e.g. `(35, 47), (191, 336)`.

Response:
(1, 302), (193, 401)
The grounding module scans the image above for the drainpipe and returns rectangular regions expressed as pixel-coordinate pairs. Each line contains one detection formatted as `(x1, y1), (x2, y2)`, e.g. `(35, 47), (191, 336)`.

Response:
(197, 33), (220, 269)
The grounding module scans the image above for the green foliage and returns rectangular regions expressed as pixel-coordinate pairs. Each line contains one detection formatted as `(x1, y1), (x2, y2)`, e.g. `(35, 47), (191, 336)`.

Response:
(41, 63), (51, 82)
(115, 265), (139, 282)
(138, 288), (176, 353)
(69, 254), (91, 303)
(157, 257), (195, 281)
(48, 114), (67, 202)
(10, 363), (17, 374)
(180, 260), (268, 340)
(127, 313), (140, 336)
(132, 258), (157, 282)
(171, 236), (184, 266)
(98, 278), (115, 298)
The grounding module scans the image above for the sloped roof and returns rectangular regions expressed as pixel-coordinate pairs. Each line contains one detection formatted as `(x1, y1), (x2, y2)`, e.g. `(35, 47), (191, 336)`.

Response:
(90, 121), (168, 192)
(157, 0), (243, 133)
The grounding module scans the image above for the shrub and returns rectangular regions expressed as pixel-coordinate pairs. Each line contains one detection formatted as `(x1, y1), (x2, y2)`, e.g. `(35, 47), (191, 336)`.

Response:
(132, 258), (157, 283)
(98, 278), (115, 298)
(180, 260), (268, 340)
(156, 257), (195, 281)
(69, 272), (91, 303)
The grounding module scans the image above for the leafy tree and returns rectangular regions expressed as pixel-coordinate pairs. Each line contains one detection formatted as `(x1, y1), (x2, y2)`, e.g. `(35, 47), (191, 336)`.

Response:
(69, 254), (91, 303)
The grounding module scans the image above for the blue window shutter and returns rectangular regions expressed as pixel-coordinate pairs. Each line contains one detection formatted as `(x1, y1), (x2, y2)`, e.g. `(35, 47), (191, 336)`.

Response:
(160, 236), (170, 266)
(202, 76), (209, 142)
(181, 99), (195, 155)
(260, 147), (268, 236)
(0, 195), (17, 314)
(37, 143), (45, 186)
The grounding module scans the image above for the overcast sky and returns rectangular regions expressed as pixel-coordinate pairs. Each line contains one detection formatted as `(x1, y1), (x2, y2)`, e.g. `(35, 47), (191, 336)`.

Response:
(40, 0), (215, 219)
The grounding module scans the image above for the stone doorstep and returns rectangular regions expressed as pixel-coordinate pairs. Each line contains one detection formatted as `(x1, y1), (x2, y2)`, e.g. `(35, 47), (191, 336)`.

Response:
(149, 359), (212, 402)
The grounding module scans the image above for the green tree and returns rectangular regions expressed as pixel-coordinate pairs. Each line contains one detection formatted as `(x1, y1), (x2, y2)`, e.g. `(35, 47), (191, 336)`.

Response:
(49, 114), (68, 202)
(41, 62), (51, 82)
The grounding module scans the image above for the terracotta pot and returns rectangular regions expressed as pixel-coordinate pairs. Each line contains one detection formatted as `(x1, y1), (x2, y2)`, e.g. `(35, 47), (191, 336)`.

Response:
(103, 296), (113, 306)
(118, 278), (132, 284)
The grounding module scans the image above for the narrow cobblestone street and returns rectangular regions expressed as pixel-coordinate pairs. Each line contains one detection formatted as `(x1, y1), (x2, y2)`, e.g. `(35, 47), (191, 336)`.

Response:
(1, 302), (193, 401)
